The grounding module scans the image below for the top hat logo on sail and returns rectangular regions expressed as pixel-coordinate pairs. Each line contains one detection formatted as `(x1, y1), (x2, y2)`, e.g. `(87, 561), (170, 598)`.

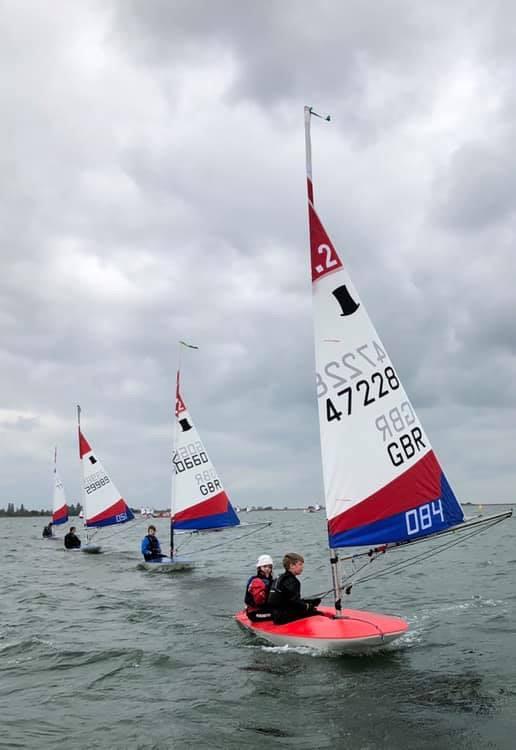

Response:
(332, 284), (360, 316)
(179, 418), (192, 432)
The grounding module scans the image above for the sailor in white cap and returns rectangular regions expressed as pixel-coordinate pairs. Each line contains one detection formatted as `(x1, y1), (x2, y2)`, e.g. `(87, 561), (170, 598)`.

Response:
(244, 554), (274, 621)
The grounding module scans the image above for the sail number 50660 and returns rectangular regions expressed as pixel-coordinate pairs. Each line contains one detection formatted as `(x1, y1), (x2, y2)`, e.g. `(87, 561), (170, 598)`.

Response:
(405, 500), (444, 535)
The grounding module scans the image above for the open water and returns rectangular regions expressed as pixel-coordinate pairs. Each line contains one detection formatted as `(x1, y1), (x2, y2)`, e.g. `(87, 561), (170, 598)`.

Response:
(1, 508), (515, 750)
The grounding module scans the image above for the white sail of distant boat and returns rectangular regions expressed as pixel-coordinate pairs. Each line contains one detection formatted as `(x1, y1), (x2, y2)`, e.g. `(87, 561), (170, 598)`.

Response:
(235, 106), (512, 652)
(172, 369), (240, 535)
(52, 447), (69, 526)
(141, 363), (240, 572)
(77, 405), (134, 553)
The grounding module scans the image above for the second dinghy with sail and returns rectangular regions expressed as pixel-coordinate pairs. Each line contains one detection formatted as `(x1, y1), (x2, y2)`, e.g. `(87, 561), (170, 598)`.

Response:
(236, 106), (511, 653)
(77, 405), (134, 554)
(139, 365), (241, 571)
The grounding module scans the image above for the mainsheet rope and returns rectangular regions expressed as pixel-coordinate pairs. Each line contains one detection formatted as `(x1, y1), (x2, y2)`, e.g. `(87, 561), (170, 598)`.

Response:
(351, 513), (505, 587)
(175, 522), (271, 554)
(87, 513), (155, 543)
(88, 517), (270, 553)
(311, 513), (507, 601)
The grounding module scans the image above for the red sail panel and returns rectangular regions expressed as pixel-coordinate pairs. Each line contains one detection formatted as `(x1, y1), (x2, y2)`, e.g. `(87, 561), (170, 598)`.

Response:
(329, 451), (442, 537)
(79, 430), (92, 458)
(308, 202), (343, 283)
(173, 491), (229, 522)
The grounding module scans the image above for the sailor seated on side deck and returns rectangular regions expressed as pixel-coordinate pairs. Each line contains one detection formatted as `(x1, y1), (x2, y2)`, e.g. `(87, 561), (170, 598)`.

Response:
(64, 526), (81, 549)
(141, 525), (165, 561)
(268, 553), (321, 625)
(245, 554), (274, 621)
(42, 522), (54, 538)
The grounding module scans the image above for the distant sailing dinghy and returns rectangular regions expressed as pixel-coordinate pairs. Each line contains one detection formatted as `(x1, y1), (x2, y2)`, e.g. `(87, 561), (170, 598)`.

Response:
(139, 367), (241, 571)
(45, 447), (69, 540)
(77, 405), (134, 554)
(236, 106), (511, 653)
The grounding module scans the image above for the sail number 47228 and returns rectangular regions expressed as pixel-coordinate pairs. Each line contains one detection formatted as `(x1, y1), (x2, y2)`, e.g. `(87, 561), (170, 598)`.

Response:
(405, 500), (444, 535)
(324, 367), (400, 422)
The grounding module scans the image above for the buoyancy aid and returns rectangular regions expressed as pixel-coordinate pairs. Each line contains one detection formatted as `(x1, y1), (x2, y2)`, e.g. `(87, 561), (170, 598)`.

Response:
(268, 571), (307, 614)
(142, 534), (161, 559)
(268, 571), (299, 603)
(244, 574), (273, 611)
(64, 532), (81, 549)
(268, 571), (321, 623)
(148, 534), (160, 554)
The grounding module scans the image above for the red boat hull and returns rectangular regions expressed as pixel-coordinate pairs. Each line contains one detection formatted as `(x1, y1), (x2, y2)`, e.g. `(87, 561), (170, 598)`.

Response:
(235, 605), (408, 653)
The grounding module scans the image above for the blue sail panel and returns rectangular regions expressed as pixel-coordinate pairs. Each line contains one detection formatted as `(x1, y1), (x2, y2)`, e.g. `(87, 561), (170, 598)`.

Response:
(173, 491), (240, 531)
(86, 499), (135, 528)
(328, 451), (464, 548)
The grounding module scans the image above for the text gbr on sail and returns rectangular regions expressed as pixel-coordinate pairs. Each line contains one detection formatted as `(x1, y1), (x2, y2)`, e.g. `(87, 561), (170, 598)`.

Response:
(375, 401), (426, 467)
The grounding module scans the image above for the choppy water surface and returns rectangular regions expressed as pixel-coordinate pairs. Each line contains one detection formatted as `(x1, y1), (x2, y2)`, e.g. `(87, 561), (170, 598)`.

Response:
(1, 508), (515, 749)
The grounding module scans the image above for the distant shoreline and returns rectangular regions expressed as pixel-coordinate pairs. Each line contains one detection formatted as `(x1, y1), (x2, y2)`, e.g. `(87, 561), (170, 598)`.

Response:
(1, 502), (513, 519)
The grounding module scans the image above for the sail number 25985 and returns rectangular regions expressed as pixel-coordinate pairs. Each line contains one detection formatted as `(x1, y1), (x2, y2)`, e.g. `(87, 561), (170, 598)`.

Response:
(405, 499), (444, 536)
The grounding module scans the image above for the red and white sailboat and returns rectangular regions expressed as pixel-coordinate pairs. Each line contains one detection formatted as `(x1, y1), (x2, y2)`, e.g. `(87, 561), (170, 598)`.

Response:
(77, 405), (134, 554)
(140, 354), (240, 571)
(172, 369), (240, 536)
(235, 106), (511, 652)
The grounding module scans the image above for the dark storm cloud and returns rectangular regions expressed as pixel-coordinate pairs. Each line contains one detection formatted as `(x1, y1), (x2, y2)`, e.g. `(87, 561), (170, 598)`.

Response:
(113, 1), (458, 101)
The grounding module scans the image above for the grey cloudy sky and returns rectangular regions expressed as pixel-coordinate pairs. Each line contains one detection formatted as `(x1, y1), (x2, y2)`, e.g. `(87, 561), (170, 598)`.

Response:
(1, 0), (515, 511)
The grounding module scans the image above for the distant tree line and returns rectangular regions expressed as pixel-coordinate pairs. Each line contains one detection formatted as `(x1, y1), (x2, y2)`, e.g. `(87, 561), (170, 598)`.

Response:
(0, 502), (83, 517)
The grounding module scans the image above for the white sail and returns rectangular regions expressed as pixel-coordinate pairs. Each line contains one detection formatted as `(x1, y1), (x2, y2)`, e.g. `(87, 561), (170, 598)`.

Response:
(305, 107), (464, 549)
(172, 371), (240, 531)
(52, 448), (68, 525)
(78, 425), (134, 528)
